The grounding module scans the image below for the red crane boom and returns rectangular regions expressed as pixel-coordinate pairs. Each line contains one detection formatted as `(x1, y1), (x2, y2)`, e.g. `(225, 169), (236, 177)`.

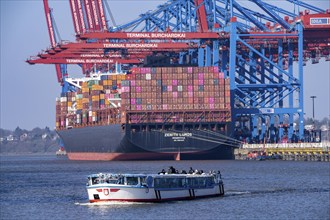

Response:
(195, 0), (209, 32)
(91, 0), (101, 30)
(84, 0), (96, 31)
(43, 0), (62, 83)
(69, 0), (82, 34)
(96, 0), (107, 31)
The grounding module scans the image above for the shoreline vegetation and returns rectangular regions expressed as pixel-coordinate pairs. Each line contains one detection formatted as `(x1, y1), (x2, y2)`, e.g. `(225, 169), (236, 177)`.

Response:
(0, 127), (59, 154)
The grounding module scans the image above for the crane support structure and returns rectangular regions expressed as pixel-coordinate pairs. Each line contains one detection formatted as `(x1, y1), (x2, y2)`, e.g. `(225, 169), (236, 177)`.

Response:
(43, 0), (67, 84)
(28, 0), (330, 142)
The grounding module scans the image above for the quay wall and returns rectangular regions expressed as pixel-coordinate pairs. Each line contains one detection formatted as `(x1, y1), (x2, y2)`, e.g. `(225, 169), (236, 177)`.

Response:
(235, 142), (330, 162)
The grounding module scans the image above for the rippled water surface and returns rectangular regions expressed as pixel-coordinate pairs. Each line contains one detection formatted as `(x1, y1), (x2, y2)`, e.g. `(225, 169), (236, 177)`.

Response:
(1, 155), (329, 220)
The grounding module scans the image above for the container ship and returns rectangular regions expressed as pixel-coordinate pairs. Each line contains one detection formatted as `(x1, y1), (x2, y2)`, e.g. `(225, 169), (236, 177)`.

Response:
(56, 66), (239, 160)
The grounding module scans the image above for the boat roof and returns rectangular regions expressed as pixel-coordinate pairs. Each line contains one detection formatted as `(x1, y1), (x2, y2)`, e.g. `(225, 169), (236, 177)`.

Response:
(88, 173), (215, 178)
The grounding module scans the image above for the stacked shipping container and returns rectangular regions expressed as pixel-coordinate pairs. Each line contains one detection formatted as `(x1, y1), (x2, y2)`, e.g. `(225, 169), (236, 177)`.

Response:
(55, 74), (126, 129)
(121, 66), (231, 123)
(56, 67), (231, 129)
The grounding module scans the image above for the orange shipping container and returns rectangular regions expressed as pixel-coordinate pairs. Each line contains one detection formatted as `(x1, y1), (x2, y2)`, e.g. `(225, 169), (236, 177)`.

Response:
(92, 96), (100, 101)
(92, 85), (103, 91)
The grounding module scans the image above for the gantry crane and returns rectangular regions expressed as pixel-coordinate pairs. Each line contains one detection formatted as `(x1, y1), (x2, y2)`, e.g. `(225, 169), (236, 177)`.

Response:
(28, 0), (330, 143)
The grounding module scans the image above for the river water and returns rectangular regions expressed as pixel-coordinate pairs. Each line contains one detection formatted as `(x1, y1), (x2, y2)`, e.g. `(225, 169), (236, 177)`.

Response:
(0, 155), (329, 220)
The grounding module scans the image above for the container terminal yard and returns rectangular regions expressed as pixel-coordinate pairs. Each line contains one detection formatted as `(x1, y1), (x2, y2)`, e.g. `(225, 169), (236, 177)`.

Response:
(27, 0), (330, 161)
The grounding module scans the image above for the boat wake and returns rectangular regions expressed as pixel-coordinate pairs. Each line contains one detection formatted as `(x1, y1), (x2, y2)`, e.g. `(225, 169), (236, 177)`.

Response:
(224, 187), (330, 198)
(225, 191), (251, 197)
(75, 201), (151, 206)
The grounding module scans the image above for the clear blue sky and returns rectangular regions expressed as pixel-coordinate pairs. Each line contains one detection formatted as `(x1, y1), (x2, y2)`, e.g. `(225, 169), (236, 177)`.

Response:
(0, 0), (329, 130)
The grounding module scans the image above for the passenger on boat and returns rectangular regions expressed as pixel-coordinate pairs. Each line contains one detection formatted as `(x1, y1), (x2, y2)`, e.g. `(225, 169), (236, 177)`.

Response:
(218, 170), (222, 178)
(168, 166), (176, 174)
(158, 169), (166, 174)
(188, 167), (194, 174)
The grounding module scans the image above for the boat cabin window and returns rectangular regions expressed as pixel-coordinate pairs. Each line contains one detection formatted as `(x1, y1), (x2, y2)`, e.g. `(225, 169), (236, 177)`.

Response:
(187, 177), (214, 188)
(126, 177), (139, 185)
(154, 177), (186, 189)
(117, 177), (124, 185)
(206, 177), (215, 187)
(140, 177), (147, 186)
(92, 177), (99, 185)
(87, 177), (93, 186)
(106, 178), (119, 184)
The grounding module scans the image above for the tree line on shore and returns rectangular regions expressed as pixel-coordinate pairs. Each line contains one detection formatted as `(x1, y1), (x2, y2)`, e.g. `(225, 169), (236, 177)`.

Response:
(0, 127), (59, 154)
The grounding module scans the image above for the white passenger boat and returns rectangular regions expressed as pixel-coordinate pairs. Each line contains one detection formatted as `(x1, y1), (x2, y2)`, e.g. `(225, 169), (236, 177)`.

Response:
(86, 170), (224, 202)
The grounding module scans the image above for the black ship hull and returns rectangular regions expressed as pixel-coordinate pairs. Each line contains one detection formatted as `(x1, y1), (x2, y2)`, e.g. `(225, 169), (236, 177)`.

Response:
(57, 122), (236, 161)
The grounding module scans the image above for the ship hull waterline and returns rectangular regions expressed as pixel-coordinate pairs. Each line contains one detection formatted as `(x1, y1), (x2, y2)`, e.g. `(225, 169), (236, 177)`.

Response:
(57, 124), (236, 161)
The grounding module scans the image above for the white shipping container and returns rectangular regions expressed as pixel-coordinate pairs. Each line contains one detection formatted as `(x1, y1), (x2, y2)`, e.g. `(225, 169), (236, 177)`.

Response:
(146, 73), (151, 80)
(60, 97), (67, 102)
(92, 116), (96, 122)
(76, 94), (83, 99)
(89, 111), (93, 116)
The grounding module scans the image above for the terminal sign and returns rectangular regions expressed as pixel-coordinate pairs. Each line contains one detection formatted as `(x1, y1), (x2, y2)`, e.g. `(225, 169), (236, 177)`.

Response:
(310, 18), (330, 25)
